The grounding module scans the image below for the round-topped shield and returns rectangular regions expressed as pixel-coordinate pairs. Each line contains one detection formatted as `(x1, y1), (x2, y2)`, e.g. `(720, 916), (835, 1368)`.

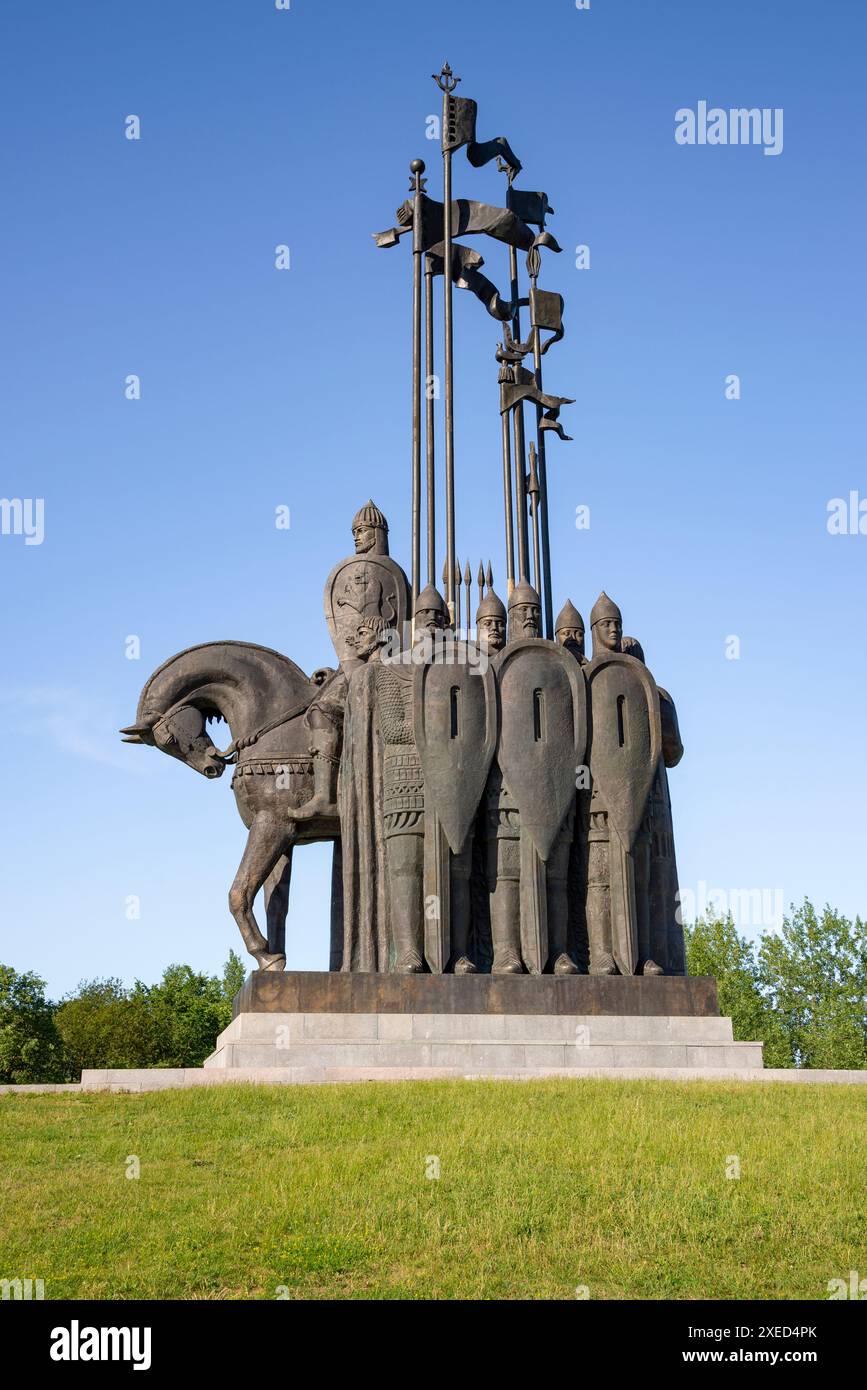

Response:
(494, 638), (588, 861)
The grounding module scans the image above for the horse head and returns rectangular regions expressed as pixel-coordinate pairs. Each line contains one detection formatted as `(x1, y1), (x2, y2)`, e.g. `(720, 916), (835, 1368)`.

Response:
(122, 640), (316, 781)
(121, 703), (227, 779)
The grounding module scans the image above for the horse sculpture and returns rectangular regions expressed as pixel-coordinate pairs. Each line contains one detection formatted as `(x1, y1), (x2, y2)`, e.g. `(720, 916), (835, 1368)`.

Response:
(121, 641), (340, 971)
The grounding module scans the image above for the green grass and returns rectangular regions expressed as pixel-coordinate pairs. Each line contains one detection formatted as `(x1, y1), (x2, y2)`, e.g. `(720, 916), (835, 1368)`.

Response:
(1, 1081), (864, 1299)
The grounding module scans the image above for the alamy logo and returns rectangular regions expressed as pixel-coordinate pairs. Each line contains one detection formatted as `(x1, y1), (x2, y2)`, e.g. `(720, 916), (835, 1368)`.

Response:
(1, 1277), (44, 1299)
(675, 101), (783, 156)
(50, 1320), (152, 1371)
(0, 497), (44, 545)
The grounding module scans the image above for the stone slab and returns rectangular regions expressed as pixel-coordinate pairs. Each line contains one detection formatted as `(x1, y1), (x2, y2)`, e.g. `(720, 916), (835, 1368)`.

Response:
(233, 971), (719, 1018)
(215, 1011), (734, 1046)
(205, 1038), (763, 1071)
(71, 1067), (867, 1091)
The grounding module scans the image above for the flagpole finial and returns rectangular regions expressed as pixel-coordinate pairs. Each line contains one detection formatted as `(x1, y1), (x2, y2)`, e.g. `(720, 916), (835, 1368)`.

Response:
(433, 62), (460, 93)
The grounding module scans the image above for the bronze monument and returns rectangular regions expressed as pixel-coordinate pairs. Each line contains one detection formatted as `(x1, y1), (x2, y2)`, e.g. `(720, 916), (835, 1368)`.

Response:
(122, 66), (688, 982)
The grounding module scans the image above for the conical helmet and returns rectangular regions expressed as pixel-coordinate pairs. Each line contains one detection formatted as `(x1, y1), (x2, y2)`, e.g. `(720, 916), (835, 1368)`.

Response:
(415, 583), (449, 619)
(555, 598), (584, 634)
(508, 579), (541, 613)
(590, 590), (622, 627)
(351, 499), (388, 534)
(476, 588), (506, 622)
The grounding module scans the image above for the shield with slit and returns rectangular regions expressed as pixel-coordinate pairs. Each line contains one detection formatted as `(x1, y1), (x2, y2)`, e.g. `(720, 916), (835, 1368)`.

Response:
(586, 652), (661, 852)
(413, 641), (497, 855)
(495, 639), (588, 861)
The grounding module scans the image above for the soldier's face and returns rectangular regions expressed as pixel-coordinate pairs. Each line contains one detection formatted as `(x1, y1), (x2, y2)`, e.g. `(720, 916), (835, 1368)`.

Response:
(353, 627), (380, 659)
(595, 619), (622, 652)
(511, 604), (540, 638)
(478, 616), (505, 652)
(415, 608), (445, 634)
(353, 524), (376, 554)
(558, 626), (585, 655)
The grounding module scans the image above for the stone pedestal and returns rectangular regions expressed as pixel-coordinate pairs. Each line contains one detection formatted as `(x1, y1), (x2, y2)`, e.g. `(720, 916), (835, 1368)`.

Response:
(199, 971), (764, 1078)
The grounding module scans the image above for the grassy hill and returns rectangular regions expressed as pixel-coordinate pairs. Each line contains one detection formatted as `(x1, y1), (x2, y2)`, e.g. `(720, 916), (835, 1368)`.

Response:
(2, 1079), (863, 1300)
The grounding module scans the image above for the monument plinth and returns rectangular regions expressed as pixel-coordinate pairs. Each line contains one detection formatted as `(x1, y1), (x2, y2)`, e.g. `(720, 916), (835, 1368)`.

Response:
(196, 971), (763, 1079)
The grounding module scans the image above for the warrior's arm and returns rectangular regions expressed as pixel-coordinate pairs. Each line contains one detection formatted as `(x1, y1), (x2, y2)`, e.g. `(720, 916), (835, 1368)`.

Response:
(658, 687), (684, 768)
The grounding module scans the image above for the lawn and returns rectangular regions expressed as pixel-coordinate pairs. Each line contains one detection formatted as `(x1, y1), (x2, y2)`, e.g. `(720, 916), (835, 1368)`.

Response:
(1, 1080), (863, 1300)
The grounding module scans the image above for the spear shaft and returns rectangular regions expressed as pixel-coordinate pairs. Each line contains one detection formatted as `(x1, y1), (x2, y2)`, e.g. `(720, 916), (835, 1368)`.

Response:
(501, 400), (515, 595)
(434, 65), (460, 623)
(528, 441), (542, 596)
(528, 256), (555, 638)
(410, 160), (425, 613)
(424, 254), (436, 586)
(507, 238), (530, 582)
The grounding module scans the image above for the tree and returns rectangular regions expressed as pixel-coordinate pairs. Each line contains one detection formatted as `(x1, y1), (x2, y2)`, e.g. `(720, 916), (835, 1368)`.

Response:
(0, 965), (71, 1084)
(222, 950), (247, 1002)
(758, 902), (867, 1070)
(684, 913), (792, 1067)
(134, 961), (238, 1068)
(54, 978), (153, 1073)
(53, 955), (248, 1074)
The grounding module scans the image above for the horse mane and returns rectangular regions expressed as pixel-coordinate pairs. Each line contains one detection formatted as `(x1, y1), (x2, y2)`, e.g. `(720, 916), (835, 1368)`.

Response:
(137, 640), (311, 721)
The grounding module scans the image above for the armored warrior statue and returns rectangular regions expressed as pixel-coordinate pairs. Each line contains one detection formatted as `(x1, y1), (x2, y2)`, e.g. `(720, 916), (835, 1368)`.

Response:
(585, 593), (663, 975)
(351, 499), (390, 557)
(507, 579), (543, 643)
(475, 586), (507, 655)
(300, 504), (408, 822)
(555, 598), (587, 664)
(414, 584), (497, 974)
(556, 599), (590, 969)
(582, 592), (623, 974)
(374, 627), (431, 973)
(622, 636), (686, 973)
(481, 581), (582, 973)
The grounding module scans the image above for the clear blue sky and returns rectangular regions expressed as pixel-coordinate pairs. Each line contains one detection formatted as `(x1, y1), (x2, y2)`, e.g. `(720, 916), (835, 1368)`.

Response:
(1, 0), (864, 998)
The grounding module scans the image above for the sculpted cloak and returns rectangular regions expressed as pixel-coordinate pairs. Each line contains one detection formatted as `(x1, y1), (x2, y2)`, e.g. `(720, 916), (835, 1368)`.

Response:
(338, 656), (391, 971)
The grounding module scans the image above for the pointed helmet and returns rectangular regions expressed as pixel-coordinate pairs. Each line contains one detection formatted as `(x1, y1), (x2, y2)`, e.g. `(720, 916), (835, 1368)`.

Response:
(590, 590), (622, 627)
(476, 588), (506, 622)
(555, 598), (584, 634)
(508, 579), (542, 613)
(415, 583), (449, 618)
(351, 499), (388, 533)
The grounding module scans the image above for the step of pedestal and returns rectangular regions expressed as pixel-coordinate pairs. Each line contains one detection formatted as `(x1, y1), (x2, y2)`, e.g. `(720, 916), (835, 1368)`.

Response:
(204, 1011), (752, 1070)
(205, 1035), (761, 1072)
(78, 1062), (867, 1090)
(211, 1010), (735, 1049)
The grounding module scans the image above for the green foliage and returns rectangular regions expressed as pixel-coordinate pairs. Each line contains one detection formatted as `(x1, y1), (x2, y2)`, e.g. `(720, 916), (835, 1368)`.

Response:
(758, 902), (867, 1069)
(130, 962), (237, 1069)
(221, 950), (247, 1002)
(54, 979), (154, 1072)
(29, 955), (248, 1079)
(685, 900), (867, 1069)
(683, 914), (792, 1067)
(0, 965), (71, 1084)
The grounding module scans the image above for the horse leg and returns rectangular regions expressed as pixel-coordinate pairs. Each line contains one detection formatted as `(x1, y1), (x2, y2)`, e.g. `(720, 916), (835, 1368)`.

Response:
(264, 846), (294, 958)
(229, 813), (289, 971)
